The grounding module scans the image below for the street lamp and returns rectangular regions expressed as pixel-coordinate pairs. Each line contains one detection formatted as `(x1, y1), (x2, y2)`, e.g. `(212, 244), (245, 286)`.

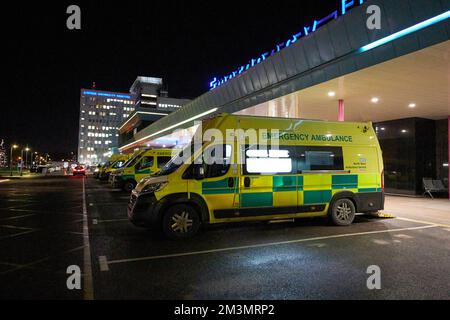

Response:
(33, 152), (38, 167)
(10, 144), (18, 176)
(20, 147), (30, 176)
(25, 147), (30, 169)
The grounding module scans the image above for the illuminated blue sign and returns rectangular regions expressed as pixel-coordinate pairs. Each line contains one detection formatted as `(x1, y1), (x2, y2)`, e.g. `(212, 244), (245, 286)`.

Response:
(209, 0), (364, 91)
(83, 91), (131, 100)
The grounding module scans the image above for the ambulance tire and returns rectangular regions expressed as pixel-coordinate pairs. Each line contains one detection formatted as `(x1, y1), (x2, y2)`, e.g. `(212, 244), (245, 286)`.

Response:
(162, 204), (201, 240)
(329, 198), (356, 226)
(123, 180), (136, 193)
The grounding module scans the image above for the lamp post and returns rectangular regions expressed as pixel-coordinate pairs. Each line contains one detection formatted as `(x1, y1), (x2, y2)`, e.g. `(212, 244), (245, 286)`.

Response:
(25, 147), (30, 169)
(33, 152), (38, 169)
(20, 147), (30, 176)
(20, 149), (23, 176)
(10, 144), (18, 176)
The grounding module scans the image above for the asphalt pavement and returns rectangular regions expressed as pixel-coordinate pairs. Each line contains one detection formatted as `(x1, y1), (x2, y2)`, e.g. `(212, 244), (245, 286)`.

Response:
(1, 176), (449, 300)
(0, 176), (85, 299)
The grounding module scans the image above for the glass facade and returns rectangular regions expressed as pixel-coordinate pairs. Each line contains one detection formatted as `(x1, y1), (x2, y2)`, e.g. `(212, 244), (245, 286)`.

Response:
(374, 118), (447, 196)
(78, 90), (135, 165)
(435, 119), (449, 188)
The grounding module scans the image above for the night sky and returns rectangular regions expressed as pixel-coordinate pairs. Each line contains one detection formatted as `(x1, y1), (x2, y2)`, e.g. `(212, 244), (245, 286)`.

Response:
(1, 1), (340, 154)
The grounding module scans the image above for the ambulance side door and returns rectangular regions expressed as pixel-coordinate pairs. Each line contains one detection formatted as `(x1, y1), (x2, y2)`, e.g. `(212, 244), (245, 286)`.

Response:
(239, 145), (298, 217)
(187, 144), (239, 220)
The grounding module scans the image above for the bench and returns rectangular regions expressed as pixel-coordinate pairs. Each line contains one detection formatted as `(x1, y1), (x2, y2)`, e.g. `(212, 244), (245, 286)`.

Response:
(423, 178), (448, 199)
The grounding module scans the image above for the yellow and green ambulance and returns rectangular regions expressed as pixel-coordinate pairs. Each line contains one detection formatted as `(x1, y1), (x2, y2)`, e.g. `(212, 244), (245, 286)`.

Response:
(108, 149), (144, 184)
(98, 154), (129, 181)
(98, 154), (130, 181)
(128, 113), (384, 239)
(111, 149), (173, 192)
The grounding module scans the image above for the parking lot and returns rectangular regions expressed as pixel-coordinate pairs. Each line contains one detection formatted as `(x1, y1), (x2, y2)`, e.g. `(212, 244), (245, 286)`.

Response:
(1, 176), (449, 299)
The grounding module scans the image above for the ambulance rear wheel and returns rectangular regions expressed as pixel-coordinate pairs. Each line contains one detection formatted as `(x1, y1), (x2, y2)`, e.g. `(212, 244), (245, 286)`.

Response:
(123, 180), (136, 192)
(329, 198), (356, 226)
(162, 204), (200, 239)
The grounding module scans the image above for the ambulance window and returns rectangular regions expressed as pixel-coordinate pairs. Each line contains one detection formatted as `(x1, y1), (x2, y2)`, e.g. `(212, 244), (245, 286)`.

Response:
(244, 147), (294, 175)
(138, 156), (154, 169)
(113, 161), (125, 168)
(157, 156), (172, 169)
(203, 145), (232, 178)
(297, 147), (343, 171)
(126, 155), (140, 168)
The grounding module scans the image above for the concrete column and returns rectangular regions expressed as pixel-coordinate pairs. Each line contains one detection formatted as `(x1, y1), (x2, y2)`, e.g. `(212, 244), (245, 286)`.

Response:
(338, 99), (345, 122)
(448, 116), (450, 199)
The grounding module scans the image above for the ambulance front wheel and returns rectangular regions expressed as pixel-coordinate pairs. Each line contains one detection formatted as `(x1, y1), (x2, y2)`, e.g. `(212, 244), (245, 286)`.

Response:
(329, 198), (356, 226)
(162, 204), (201, 239)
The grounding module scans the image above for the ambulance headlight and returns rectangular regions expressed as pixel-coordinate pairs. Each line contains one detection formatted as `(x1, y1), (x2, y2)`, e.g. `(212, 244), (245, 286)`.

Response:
(141, 182), (167, 194)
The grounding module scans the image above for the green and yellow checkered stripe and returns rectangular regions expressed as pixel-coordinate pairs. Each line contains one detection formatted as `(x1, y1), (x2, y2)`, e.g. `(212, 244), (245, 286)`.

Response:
(237, 174), (381, 208)
(202, 174), (381, 208)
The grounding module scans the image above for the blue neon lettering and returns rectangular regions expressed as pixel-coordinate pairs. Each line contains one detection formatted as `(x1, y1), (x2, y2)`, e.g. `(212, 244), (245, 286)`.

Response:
(303, 26), (311, 36)
(210, 77), (218, 89)
(83, 91), (130, 99)
(286, 32), (302, 47)
(342, 0), (364, 15)
(276, 42), (285, 52)
(341, 0), (354, 15)
(312, 11), (339, 32)
(209, 0), (365, 90)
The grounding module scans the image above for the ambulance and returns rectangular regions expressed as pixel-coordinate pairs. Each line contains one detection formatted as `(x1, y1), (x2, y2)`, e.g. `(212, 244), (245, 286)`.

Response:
(98, 154), (130, 181)
(96, 155), (122, 180)
(108, 149), (144, 184)
(110, 149), (173, 192)
(128, 113), (384, 239)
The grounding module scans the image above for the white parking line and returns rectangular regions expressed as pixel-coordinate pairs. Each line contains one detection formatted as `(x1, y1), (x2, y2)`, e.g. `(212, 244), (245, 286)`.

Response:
(102, 224), (439, 271)
(98, 256), (109, 271)
(0, 230), (36, 241)
(0, 261), (23, 267)
(395, 217), (450, 228)
(0, 245), (87, 275)
(82, 177), (94, 300)
(0, 179), (10, 183)
(0, 214), (36, 221)
(393, 234), (413, 239)
(66, 231), (84, 236)
(0, 257), (49, 275)
(97, 219), (129, 223)
(0, 225), (35, 231)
